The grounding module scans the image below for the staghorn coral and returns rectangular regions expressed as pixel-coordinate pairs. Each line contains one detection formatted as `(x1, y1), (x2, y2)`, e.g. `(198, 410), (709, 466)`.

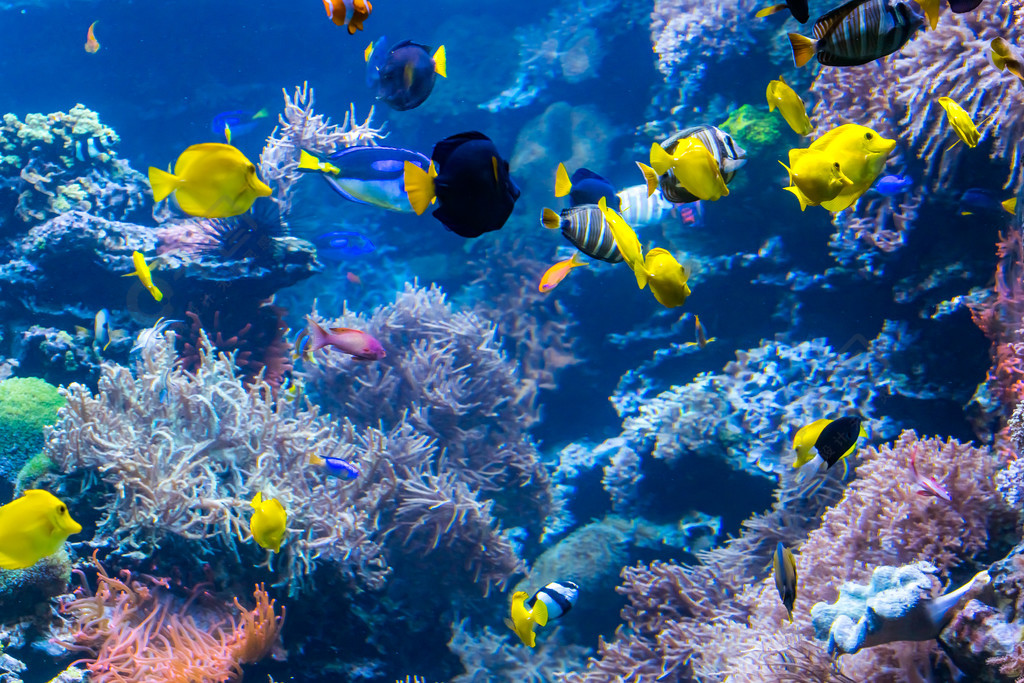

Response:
(448, 618), (591, 682)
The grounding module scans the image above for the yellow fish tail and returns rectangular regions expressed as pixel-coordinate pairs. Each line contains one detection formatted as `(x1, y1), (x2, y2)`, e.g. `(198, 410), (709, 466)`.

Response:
(540, 207), (561, 230)
(755, 3), (786, 18)
(636, 162), (660, 198)
(554, 163), (572, 198)
(404, 161), (436, 215)
(1004, 198), (1017, 214)
(788, 33), (816, 68)
(433, 45), (447, 77)
(649, 143), (673, 177)
(148, 166), (184, 203)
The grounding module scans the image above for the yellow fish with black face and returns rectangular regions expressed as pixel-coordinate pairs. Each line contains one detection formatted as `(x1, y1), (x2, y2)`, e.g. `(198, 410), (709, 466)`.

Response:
(780, 148), (852, 211)
(0, 490), (82, 570)
(805, 124), (896, 212)
(766, 76), (813, 136)
(149, 143), (272, 218)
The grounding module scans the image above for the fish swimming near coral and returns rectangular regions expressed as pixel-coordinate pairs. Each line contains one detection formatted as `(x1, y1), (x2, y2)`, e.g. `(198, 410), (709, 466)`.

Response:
(555, 164), (621, 211)
(323, 0), (372, 34)
(505, 581), (579, 647)
(310, 454), (360, 479)
(299, 317), (386, 361)
(773, 542), (798, 621)
(755, 0), (809, 22)
(780, 150), (853, 211)
(130, 317), (180, 362)
(801, 124), (896, 212)
(991, 37), (1024, 83)
(148, 143), (272, 218)
(92, 308), (123, 352)
(404, 131), (521, 238)
(793, 416), (867, 469)
(640, 125), (746, 204)
(84, 21), (100, 53)
(766, 76), (814, 135)
(123, 251), (164, 302)
(540, 205), (623, 263)
(873, 174), (913, 196)
(210, 109), (268, 140)
(539, 253), (589, 293)
(616, 184), (675, 228)
(685, 314), (716, 350)
(788, 0), (924, 68)
(643, 138), (729, 202)
(298, 146), (431, 212)
(0, 490), (81, 570)
(311, 231), (376, 262)
(909, 451), (951, 503)
(249, 492), (287, 553)
(937, 96), (986, 150)
(366, 38), (447, 111)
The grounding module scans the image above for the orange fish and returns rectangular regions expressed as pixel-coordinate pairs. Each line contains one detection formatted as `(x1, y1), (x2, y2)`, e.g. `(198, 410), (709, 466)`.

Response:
(323, 0), (373, 35)
(85, 21), (100, 53)
(346, 271), (362, 285)
(539, 253), (588, 293)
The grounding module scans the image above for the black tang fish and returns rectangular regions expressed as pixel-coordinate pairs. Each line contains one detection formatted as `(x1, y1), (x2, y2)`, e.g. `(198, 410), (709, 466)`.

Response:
(657, 125), (747, 204)
(815, 415), (864, 468)
(788, 0), (924, 68)
(404, 131), (521, 238)
(367, 38), (446, 111)
(555, 164), (621, 212)
(540, 204), (623, 263)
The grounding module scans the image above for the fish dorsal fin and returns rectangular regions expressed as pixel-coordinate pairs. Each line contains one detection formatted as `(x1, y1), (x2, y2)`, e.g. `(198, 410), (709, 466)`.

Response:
(808, 125), (850, 152)
(491, 156), (499, 185)
(812, 0), (863, 39)
(330, 327), (360, 335)
(251, 492), (264, 508)
(432, 131), (489, 167)
(364, 41), (375, 62)
(532, 599), (549, 627)
(555, 163), (572, 197)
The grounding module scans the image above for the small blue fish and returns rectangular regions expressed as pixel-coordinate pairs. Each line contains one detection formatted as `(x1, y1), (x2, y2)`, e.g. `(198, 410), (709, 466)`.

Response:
(312, 231), (375, 261)
(311, 454), (360, 479)
(299, 146), (431, 212)
(366, 38), (446, 111)
(210, 109), (268, 139)
(873, 174), (913, 196)
(958, 188), (1008, 216)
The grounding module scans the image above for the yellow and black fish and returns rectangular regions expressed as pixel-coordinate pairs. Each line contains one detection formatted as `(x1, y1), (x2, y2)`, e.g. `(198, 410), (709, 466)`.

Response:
(788, 0), (924, 68)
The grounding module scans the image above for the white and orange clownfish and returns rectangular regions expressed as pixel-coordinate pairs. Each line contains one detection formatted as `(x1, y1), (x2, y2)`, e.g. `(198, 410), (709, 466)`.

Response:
(322, 0), (373, 35)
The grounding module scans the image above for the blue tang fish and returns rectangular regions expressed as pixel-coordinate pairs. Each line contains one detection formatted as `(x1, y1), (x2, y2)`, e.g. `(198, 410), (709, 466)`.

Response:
(873, 174), (913, 196)
(959, 188), (1010, 216)
(210, 109), (268, 138)
(404, 131), (521, 238)
(555, 163), (620, 211)
(366, 37), (447, 112)
(298, 146), (431, 212)
(312, 230), (375, 262)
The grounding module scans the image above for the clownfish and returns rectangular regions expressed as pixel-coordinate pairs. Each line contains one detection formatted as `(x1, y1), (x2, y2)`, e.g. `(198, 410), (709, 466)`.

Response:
(323, 0), (373, 35)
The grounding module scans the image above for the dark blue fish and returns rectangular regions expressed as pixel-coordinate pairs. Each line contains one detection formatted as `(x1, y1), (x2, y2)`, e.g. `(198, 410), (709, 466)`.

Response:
(300, 146), (431, 212)
(210, 109), (268, 138)
(404, 131), (521, 238)
(568, 168), (620, 212)
(873, 174), (913, 196)
(958, 188), (1011, 216)
(950, 0), (983, 12)
(366, 38), (446, 111)
(312, 231), (375, 261)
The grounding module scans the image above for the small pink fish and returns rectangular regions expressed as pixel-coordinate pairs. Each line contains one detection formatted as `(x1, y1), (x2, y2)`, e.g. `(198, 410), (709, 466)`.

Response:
(306, 317), (385, 361)
(909, 451), (951, 503)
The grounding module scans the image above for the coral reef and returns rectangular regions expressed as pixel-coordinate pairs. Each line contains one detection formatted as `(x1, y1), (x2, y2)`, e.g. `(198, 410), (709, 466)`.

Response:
(448, 618), (591, 682)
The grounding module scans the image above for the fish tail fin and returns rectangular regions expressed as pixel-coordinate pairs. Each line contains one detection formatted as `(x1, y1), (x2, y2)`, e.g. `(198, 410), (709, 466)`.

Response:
(251, 492), (263, 509)
(298, 149), (325, 173)
(433, 45), (447, 77)
(253, 108), (269, 119)
(634, 262), (650, 290)
(784, 185), (811, 211)
(788, 33), (816, 68)
(540, 208), (561, 230)
(147, 166), (183, 203)
(570, 252), (589, 268)
(636, 161), (660, 197)
(649, 143), (673, 177)
(309, 453), (325, 466)
(1003, 198), (1017, 214)
(306, 317), (331, 352)
(554, 163), (572, 197)
(754, 3), (786, 18)
(404, 161), (436, 215)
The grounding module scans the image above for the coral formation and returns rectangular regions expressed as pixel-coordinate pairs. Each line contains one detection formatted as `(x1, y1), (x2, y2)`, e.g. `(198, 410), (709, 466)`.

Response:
(449, 618), (591, 682)
(0, 377), (64, 481)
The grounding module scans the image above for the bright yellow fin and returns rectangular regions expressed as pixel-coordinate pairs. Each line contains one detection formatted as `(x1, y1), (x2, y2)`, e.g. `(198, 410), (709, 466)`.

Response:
(919, 0), (940, 29)
(649, 143), (673, 177)
(788, 33), (816, 68)
(540, 207), (561, 230)
(1004, 198), (1017, 214)
(224, 124), (232, 144)
(251, 492), (263, 508)
(147, 166), (182, 203)
(299, 149), (324, 172)
(755, 3), (786, 18)
(554, 163), (571, 197)
(433, 45), (447, 77)
(364, 41), (375, 62)
(636, 161), (660, 198)
(405, 161), (436, 216)
(532, 599), (549, 627)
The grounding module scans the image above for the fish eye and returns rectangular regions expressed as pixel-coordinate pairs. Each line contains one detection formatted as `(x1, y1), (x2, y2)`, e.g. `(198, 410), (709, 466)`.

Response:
(58, 505), (66, 514)
(865, 133), (873, 139)
(833, 163), (840, 169)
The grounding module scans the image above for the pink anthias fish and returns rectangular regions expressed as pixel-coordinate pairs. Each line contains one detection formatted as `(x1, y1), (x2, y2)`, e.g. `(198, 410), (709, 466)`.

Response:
(304, 317), (386, 361)
(909, 451), (952, 503)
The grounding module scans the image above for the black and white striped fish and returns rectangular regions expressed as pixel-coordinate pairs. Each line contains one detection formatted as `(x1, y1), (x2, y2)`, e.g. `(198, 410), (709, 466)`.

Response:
(788, 0), (924, 68)
(657, 125), (746, 204)
(540, 204), (623, 263)
(526, 580), (579, 622)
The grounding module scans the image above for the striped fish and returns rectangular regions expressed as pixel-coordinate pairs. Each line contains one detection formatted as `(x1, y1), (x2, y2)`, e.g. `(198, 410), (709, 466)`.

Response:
(617, 184), (674, 228)
(788, 0), (924, 68)
(658, 125), (746, 204)
(540, 204), (623, 263)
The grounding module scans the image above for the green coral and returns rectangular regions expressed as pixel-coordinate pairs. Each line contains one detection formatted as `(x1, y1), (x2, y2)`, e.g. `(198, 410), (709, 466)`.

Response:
(15, 452), (56, 495)
(0, 378), (64, 480)
(719, 103), (791, 159)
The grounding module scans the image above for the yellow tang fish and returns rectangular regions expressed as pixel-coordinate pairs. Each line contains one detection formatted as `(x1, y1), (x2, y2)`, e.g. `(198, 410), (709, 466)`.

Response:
(937, 96), (986, 150)
(504, 590), (548, 648)
(991, 37), (1024, 83)
(123, 251), (163, 302)
(599, 197), (692, 308)
(249, 492), (287, 553)
(766, 76), (813, 136)
(148, 143), (272, 218)
(0, 490), (81, 570)
(780, 148), (853, 211)
(806, 124), (895, 212)
(539, 252), (588, 293)
(644, 138), (729, 201)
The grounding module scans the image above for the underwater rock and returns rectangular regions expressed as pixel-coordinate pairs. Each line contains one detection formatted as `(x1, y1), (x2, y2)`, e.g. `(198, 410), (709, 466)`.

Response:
(0, 546), (72, 617)
(13, 326), (104, 389)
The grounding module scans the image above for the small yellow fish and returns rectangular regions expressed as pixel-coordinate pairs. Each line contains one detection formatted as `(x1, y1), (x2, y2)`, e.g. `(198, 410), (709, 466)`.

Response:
(991, 37), (1024, 83)
(504, 590), (548, 648)
(539, 252), (588, 293)
(772, 542), (797, 622)
(766, 76), (813, 136)
(1004, 198), (1018, 214)
(937, 97), (983, 150)
(249, 492), (287, 553)
(641, 138), (729, 201)
(806, 124), (896, 212)
(780, 149), (852, 211)
(148, 143), (272, 218)
(0, 490), (81, 570)
(122, 251), (163, 302)
(599, 197), (692, 308)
